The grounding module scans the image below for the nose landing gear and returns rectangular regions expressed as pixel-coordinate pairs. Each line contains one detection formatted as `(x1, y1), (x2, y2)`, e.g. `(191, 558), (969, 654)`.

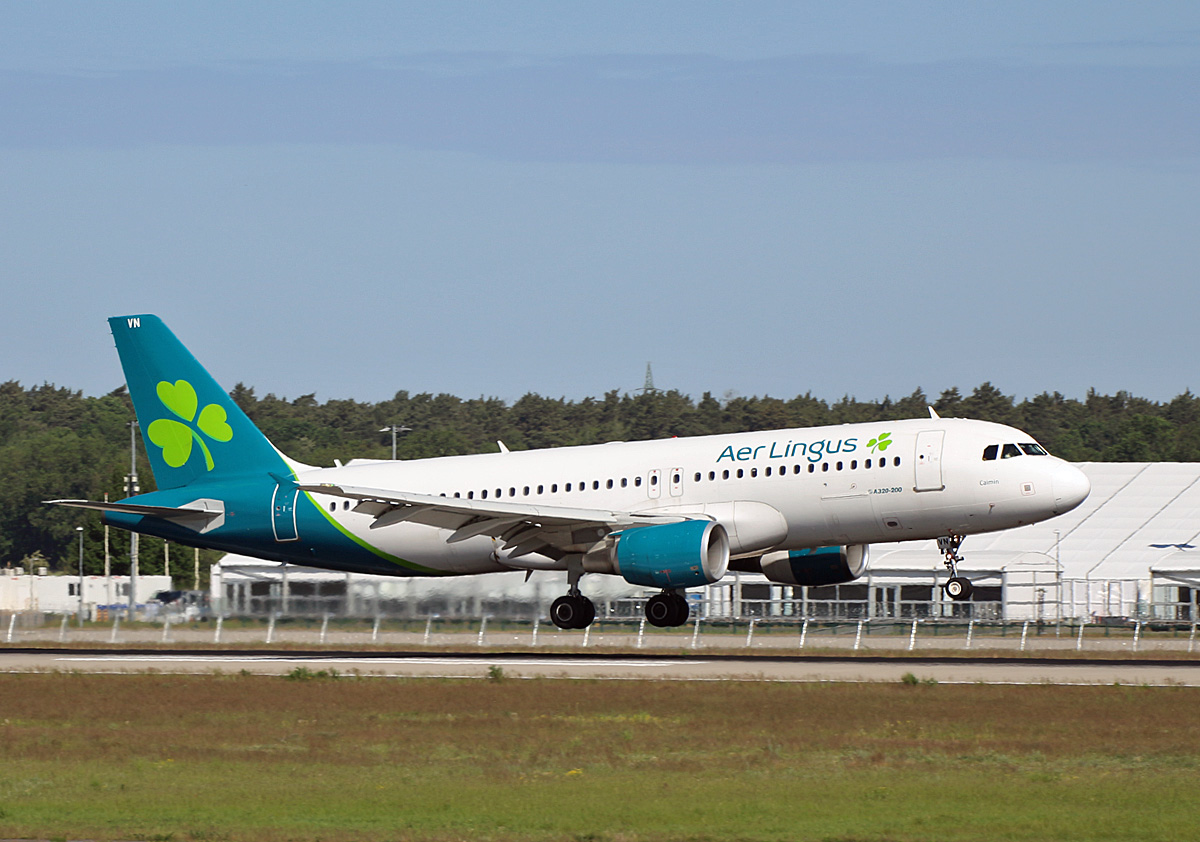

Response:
(937, 534), (974, 601)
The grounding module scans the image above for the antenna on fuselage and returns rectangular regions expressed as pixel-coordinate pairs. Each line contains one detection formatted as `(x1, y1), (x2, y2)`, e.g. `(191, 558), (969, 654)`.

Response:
(928, 406), (941, 419)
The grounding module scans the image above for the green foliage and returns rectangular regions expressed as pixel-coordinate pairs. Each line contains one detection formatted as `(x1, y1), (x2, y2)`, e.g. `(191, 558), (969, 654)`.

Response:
(4, 375), (1200, 569)
(283, 666), (341, 681)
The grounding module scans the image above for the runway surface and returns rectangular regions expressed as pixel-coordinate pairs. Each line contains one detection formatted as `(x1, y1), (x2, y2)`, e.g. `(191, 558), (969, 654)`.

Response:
(3, 647), (1199, 685)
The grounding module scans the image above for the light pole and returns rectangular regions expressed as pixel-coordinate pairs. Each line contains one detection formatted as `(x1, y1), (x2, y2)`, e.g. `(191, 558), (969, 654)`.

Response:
(127, 419), (139, 616)
(379, 424), (411, 460)
(76, 526), (85, 625)
(1054, 528), (1063, 622)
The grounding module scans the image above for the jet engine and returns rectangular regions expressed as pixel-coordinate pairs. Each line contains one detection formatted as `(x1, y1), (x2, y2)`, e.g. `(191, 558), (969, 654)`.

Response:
(609, 520), (730, 589)
(759, 545), (868, 587)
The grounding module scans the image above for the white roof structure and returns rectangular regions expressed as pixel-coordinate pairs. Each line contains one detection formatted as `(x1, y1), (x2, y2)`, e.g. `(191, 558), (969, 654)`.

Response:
(872, 463), (1200, 584)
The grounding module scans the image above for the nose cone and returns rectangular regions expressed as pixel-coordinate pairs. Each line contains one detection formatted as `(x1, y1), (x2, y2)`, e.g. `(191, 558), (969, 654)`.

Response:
(1052, 462), (1091, 515)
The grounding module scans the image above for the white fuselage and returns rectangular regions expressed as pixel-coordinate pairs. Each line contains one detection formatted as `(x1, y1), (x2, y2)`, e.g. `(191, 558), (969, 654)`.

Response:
(295, 417), (1091, 576)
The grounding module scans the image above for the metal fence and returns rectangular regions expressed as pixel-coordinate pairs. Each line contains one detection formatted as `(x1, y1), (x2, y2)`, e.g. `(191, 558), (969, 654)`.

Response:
(5, 607), (1199, 654)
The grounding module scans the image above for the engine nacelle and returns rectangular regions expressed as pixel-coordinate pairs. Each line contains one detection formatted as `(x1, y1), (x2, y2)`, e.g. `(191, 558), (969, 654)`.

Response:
(760, 545), (868, 587)
(611, 520), (730, 589)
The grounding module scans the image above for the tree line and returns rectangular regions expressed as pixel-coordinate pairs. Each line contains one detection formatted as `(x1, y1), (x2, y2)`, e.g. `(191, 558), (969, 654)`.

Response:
(3, 378), (1199, 578)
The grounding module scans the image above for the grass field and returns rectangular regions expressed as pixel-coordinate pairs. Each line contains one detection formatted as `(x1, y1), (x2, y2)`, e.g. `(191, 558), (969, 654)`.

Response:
(1, 672), (1197, 841)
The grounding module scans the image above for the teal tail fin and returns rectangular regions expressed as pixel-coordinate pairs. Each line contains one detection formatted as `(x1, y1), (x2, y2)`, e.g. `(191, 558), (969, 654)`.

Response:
(110, 314), (292, 490)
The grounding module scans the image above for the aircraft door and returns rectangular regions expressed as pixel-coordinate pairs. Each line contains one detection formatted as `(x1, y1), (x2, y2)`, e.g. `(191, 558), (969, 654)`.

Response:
(914, 430), (945, 492)
(647, 469), (661, 499)
(272, 483), (300, 542)
(669, 467), (684, 497)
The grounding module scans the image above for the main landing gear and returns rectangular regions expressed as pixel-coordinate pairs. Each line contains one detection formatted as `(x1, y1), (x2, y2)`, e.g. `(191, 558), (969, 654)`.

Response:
(937, 534), (973, 601)
(550, 564), (595, 630)
(549, 572), (691, 630)
(550, 589), (595, 630)
(645, 590), (690, 628)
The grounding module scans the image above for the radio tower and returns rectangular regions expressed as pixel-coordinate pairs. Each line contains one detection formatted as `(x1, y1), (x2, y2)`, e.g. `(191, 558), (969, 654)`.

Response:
(638, 362), (661, 395)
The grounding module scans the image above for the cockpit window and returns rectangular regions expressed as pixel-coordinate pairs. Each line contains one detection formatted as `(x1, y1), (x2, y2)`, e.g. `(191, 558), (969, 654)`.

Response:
(1001, 443), (1021, 459)
(982, 444), (999, 461)
(1020, 443), (1048, 456)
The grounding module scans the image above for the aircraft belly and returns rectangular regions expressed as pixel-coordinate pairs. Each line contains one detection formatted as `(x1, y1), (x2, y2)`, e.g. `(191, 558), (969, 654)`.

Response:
(331, 518), (506, 575)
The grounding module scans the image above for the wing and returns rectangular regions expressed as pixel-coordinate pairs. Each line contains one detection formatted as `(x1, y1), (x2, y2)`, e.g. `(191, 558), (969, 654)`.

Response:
(296, 481), (692, 559)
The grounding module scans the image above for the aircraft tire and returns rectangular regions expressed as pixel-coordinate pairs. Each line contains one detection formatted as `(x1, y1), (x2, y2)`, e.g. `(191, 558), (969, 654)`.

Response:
(945, 577), (973, 601)
(551, 595), (589, 630)
(669, 593), (690, 627)
(577, 596), (596, 628)
(645, 593), (675, 627)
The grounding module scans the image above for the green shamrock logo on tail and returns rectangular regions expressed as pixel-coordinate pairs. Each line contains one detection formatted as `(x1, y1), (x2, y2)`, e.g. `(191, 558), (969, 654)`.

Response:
(147, 380), (233, 470)
(867, 432), (892, 454)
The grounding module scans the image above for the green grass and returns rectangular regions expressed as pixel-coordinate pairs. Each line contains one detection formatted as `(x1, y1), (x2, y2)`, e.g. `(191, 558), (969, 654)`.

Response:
(1, 674), (1197, 841)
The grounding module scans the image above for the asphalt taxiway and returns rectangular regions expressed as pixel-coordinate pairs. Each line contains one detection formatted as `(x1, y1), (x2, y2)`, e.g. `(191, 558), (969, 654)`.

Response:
(3, 647), (1199, 685)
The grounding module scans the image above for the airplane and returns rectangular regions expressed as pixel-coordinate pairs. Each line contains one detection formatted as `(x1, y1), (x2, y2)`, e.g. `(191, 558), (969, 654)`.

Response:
(50, 315), (1091, 629)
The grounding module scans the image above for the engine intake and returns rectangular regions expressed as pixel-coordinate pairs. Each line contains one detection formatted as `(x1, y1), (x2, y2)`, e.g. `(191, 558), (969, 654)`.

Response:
(760, 545), (868, 587)
(612, 520), (730, 589)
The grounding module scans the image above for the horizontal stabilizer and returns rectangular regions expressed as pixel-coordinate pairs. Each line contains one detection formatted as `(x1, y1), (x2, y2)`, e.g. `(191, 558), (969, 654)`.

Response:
(46, 498), (226, 534)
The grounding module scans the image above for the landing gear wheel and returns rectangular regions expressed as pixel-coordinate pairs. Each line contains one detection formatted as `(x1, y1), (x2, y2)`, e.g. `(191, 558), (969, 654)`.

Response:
(645, 593), (674, 627)
(550, 594), (595, 629)
(577, 595), (596, 628)
(670, 593), (690, 627)
(944, 576), (973, 601)
(937, 534), (972, 601)
(645, 592), (690, 628)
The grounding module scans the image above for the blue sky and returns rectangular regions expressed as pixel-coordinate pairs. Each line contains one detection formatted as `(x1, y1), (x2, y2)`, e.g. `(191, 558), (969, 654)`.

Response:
(2, 2), (1198, 408)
